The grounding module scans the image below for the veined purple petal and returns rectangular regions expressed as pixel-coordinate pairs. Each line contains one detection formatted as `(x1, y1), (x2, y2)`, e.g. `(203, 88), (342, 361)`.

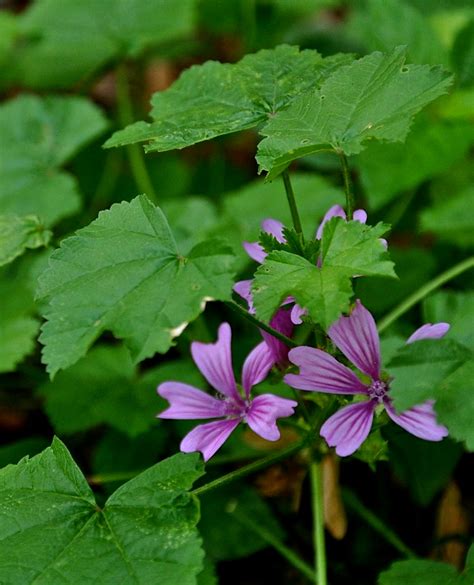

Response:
(158, 382), (229, 419)
(384, 399), (448, 441)
(261, 307), (294, 365)
(191, 323), (240, 402)
(180, 418), (240, 461)
(320, 400), (375, 457)
(233, 279), (255, 313)
(243, 241), (266, 263)
(242, 341), (275, 397)
(285, 346), (368, 395)
(328, 300), (381, 380)
(245, 394), (297, 441)
(316, 205), (346, 239)
(352, 209), (368, 224)
(290, 304), (307, 325)
(406, 323), (450, 344)
(262, 218), (286, 242)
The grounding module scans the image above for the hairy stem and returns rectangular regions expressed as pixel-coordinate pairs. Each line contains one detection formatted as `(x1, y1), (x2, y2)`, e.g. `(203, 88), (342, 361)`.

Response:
(338, 152), (354, 217)
(191, 438), (307, 497)
(378, 256), (474, 333)
(342, 489), (417, 559)
(115, 64), (158, 203)
(310, 460), (327, 585)
(282, 170), (304, 235)
(230, 505), (314, 581)
(224, 300), (298, 348)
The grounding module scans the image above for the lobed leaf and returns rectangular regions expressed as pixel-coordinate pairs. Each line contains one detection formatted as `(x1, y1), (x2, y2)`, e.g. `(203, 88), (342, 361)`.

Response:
(0, 438), (205, 584)
(37, 195), (236, 376)
(0, 215), (51, 267)
(257, 47), (453, 179)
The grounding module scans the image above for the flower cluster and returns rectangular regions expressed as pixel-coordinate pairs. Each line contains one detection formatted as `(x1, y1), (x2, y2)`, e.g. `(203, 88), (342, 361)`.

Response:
(157, 206), (449, 461)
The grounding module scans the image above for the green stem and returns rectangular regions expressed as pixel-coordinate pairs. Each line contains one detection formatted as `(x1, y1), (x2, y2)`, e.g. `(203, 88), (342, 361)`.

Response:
(191, 438), (307, 497)
(342, 489), (417, 559)
(90, 150), (122, 214)
(378, 256), (474, 333)
(282, 170), (304, 235)
(310, 460), (327, 585)
(224, 300), (298, 348)
(230, 505), (314, 582)
(115, 64), (158, 203)
(338, 152), (354, 217)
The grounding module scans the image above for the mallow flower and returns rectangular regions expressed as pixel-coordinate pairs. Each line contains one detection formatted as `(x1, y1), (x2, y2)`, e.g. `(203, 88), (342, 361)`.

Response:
(284, 300), (449, 457)
(158, 323), (297, 461)
(240, 205), (379, 325)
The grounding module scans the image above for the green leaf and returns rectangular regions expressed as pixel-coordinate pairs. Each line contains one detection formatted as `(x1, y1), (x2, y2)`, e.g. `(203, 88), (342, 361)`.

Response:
(38, 195), (236, 376)
(420, 185), (474, 248)
(0, 95), (108, 225)
(378, 558), (459, 585)
(105, 45), (353, 151)
(347, 0), (449, 66)
(253, 218), (394, 328)
(452, 19), (474, 87)
(4, 0), (196, 89)
(0, 214), (51, 267)
(0, 438), (205, 584)
(423, 290), (474, 350)
(357, 118), (474, 209)
(257, 47), (453, 179)
(388, 338), (472, 411)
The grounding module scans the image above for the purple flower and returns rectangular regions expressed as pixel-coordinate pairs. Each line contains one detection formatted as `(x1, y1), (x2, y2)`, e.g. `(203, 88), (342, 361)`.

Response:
(284, 301), (449, 457)
(242, 205), (378, 325)
(158, 323), (297, 461)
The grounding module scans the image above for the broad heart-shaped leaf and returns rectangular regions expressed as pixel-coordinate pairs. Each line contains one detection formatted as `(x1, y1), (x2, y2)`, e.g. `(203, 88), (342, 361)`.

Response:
(378, 544), (474, 585)
(0, 214), (51, 267)
(39, 347), (204, 437)
(257, 47), (453, 179)
(38, 195), (236, 376)
(2, 0), (196, 89)
(105, 45), (354, 151)
(0, 95), (108, 226)
(0, 438), (205, 584)
(253, 218), (394, 328)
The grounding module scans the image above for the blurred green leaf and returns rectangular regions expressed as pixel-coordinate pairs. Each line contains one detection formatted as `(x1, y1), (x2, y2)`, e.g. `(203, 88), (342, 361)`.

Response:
(257, 48), (453, 179)
(423, 290), (474, 350)
(3, 0), (196, 89)
(105, 45), (353, 151)
(0, 95), (107, 225)
(0, 215), (51, 267)
(452, 19), (474, 87)
(420, 185), (474, 248)
(253, 218), (394, 328)
(163, 197), (219, 253)
(0, 438), (205, 584)
(37, 195), (236, 376)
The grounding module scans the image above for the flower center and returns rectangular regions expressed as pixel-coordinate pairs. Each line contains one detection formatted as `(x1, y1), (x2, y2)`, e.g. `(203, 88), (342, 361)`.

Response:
(368, 380), (388, 402)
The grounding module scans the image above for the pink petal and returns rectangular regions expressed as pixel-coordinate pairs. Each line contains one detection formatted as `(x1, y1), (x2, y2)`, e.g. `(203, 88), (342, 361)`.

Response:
(352, 209), (367, 224)
(328, 300), (381, 380)
(261, 307), (294, 365)
(158, 382), (228, 419)
(191, 323), (240, 402)
(384, 399), (448, 441)
(233, 279), (255, 313)
(180, 418), (240, 461)
(245, 394), (297, 441)
(320, 400), (375, 457)
(316, 205), (346, 239)
(242, 342), (275, 397)
(261, 218), (285, 242)
(406, 323), (450, 344)
(243, 241), (267, 263)
(290, 304), (307, 325)
(285, 346), (368, 395)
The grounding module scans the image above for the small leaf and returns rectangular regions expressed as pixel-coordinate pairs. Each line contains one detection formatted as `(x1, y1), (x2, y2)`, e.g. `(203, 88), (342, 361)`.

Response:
(105, 45), (353, 151)
(0, 438), (205, 584)
(0, 95), (108, 225)
(38, 195), (236, 376)
(378, 559), (458, 585)
(257, 47), (453, 179)
(0, 214), (51, 267)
